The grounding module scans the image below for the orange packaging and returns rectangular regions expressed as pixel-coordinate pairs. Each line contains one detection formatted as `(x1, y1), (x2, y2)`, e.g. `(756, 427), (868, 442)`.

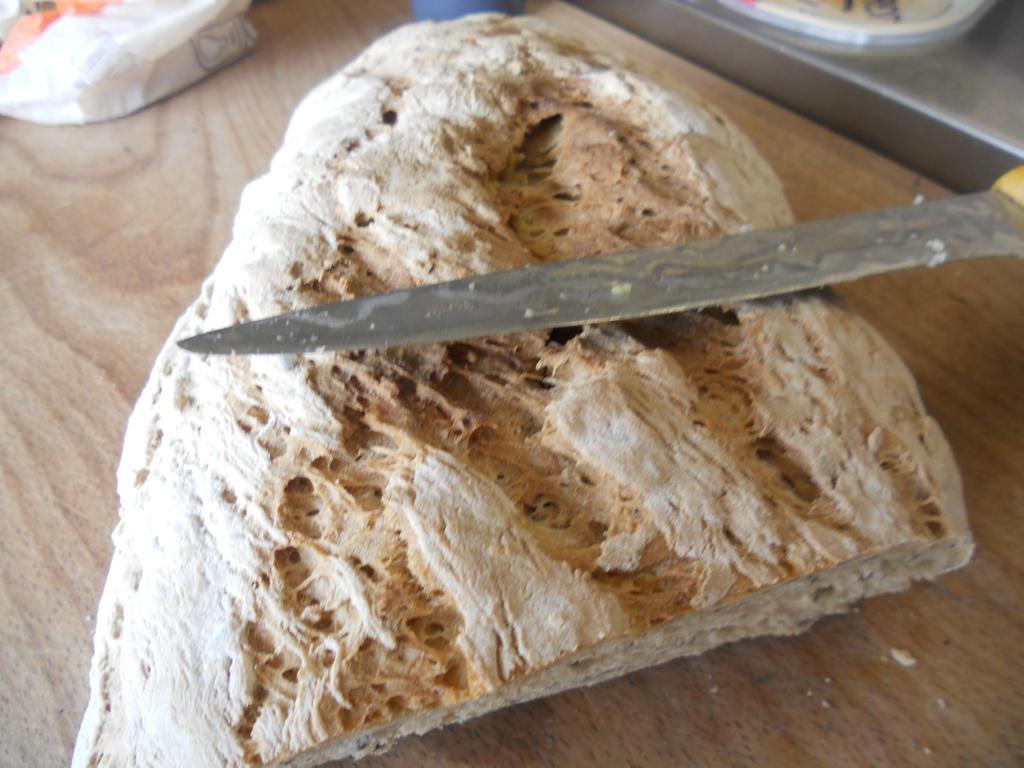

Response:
(0, 0), (119, 75)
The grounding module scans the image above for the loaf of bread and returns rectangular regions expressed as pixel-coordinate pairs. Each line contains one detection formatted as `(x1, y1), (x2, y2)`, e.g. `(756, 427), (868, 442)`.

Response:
(72, 15), (972, 767)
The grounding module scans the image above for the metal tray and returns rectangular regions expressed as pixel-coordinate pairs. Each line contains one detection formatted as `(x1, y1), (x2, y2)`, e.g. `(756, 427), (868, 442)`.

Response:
(568, 0), (1024, 191)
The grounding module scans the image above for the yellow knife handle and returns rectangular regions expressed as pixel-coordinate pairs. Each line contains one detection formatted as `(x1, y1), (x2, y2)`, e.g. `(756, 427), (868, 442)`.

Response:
(993, 165), (1024, 208)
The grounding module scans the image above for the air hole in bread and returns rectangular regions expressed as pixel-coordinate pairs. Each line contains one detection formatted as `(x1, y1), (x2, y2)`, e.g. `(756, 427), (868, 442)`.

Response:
(343, 482), (383, 511)
(703, 307), (740, 326)
(311, 613), (334, 632)
(353, 559), (379, 582)
(523, 495), (563, 525)
(247, 405), (270, 425)
(436, 658), (468, 690)
(236, 687), (267, 741)
(274, 546), (313, 589)
(752, 437), (820, 504)
(311, 455), (344, 474)
(547, 325), (583, 345)
(245, 623), (275, 656)
(406, 615), (455, 651)
(285, 476), (313, 494)
(278, 477), (324, 536)
(518, 114), (562, 176)
(812, 585), (835, 602)
(386, 696), (406, 712)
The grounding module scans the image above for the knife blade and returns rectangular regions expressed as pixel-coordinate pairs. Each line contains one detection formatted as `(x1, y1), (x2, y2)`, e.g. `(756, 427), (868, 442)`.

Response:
(178, 184), (1024, 356)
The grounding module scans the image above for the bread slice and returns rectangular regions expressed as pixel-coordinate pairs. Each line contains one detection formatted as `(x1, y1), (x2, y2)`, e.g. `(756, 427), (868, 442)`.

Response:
(72, 14), (972, 767)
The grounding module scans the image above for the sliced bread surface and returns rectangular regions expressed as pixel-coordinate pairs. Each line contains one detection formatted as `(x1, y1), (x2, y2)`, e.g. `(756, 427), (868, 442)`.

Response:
(72, 15), (972, 767)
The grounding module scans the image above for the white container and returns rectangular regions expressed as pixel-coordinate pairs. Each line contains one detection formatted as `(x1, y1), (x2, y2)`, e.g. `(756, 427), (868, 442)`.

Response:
(714, 0), (1000, 46)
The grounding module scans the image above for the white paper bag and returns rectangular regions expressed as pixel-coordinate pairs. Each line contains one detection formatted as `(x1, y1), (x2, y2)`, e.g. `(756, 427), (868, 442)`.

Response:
(0, 0), (256, 124)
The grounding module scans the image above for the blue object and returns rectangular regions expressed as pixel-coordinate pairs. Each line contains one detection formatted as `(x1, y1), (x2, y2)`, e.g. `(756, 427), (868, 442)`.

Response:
(411, 0), (525, 21)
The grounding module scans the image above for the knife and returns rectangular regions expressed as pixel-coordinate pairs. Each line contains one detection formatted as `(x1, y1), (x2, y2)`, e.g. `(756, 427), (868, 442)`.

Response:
(178, 167), (1024, 355)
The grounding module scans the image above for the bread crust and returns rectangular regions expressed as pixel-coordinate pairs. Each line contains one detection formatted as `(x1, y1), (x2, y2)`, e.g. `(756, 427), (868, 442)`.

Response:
(72, 15), (970, 767)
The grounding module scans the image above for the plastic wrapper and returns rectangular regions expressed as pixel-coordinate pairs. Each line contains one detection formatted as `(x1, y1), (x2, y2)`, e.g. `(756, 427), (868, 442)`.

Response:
(0, 0), (256, 124)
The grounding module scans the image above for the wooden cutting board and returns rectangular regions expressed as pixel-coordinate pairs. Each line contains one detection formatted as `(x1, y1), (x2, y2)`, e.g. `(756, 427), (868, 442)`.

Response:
(1, 1), (1021, 766)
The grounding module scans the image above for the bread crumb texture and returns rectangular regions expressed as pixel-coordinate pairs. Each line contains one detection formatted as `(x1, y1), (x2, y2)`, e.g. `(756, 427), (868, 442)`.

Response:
(73, 15), (969, 768)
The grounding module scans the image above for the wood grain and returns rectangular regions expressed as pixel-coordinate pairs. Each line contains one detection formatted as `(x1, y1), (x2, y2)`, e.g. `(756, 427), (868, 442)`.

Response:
(0, 1), (1020, 766)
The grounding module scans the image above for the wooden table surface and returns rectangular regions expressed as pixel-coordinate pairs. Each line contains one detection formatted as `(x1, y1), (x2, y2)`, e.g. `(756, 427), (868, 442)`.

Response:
(2, 2), (1022, 766)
